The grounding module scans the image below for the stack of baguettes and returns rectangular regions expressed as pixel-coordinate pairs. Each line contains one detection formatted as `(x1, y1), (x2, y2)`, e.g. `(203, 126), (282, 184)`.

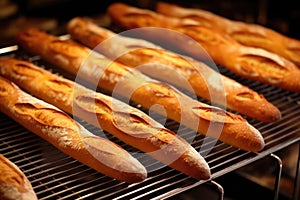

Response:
(0, 57), (211, 182)
(0, 75), (148, 184)
(0, 24), (268, 185)
(156, 2), (300, 67)
(107, 3), (300, 93)
(15, 28), (265, 153)
(66, 16), (281, 123)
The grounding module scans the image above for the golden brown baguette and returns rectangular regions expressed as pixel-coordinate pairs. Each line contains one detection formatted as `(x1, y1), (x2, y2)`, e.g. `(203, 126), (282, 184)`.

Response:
(156, 2), (300, 67)
(0, 76), (147, 183)
(107, 3), (300, 93)
(17, 28), (265, 152)
(0, 154), (37, 200)
(0, 57), (211, 180)
(67, 17), (281, 122)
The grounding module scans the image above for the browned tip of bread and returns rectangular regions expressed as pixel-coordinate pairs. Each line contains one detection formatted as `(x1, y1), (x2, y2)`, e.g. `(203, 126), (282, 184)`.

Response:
(202, 112), (265, 152)
(67, 17), (113, 50)
(227, 87), (281, 122)
(192, 105), (265, 152)
(0, 154), (38, 200)
(107, 2), (170, 28)
(107, 2), (128, 14)
(16, 28), (52, 50)
(156, 1), (171, 9)
(225, 122), (265, 152)
(107, 3), (135, 27)
(17, 28), (90, 57)
(169, 143), (211, 180)
(80, 135), (147, 183)
(146, 128), (211, 180)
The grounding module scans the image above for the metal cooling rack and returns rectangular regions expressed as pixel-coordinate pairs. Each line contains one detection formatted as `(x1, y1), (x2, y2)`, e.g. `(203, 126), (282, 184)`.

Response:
(0, 45), (300, 199)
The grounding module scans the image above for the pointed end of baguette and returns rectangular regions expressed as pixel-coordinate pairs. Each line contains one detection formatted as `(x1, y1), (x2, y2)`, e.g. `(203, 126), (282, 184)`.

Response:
(261, 106), (282, 123)
(219, 121), (265, 152)
(82, 136), (147, 183)
(186, 153), (211, 180)
(246, 123), (265, 152)
(169, 146), (211, 180)
(0, 154), (38, 200)
(183, 153), (211, 180)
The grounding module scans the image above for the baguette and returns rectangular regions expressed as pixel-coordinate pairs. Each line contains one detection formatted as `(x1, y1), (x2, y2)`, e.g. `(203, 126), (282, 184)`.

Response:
(156, 2), (300, 67)
(17, 28), (265, 152)
(107, 3), (300, 93)
(0, 76), (147, 183)
(67, 17), (281, 122)
(0, 154), (37, 200)
(0, 57), (211, 180)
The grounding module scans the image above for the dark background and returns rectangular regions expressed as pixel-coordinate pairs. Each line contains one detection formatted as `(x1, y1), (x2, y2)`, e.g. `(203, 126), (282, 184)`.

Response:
(1, 0), (300, 47)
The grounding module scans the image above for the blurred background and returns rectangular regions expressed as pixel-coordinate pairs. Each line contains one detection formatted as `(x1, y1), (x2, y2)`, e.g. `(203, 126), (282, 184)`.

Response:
(1, 0), (300, 47)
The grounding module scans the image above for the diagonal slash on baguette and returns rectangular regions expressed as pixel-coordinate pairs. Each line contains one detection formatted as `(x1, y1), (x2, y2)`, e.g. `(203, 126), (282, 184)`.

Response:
(106, 3), (300, 93)
(0, 58), (211, 180)
(0, 76), (147, 183)
(156, 2), (300, 68)
(16, 28), (265, 153)
(66, 17), (281, 123)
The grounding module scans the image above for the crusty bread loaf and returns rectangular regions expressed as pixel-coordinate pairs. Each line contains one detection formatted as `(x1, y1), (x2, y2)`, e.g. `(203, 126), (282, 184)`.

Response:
(17, 28), (265, 152)
(0, 76), (147, 183)
(0, 57), (211, 180)
(67, 17), (281, 122)
(107, 3), (300, 93)
(0, 154), (37, 200)
(156, 2), (300, 67)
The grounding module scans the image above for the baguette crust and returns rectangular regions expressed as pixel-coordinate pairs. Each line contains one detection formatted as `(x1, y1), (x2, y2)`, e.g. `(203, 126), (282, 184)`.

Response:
(107, 3), (300, 93)
(67, 17), (281, 122)
(156, 2), (300, 67)
(16, 28), (265, 152)
(0, 76), (147, 183)
(0, 154), (37, 200)
(0, 58), (211, 180)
